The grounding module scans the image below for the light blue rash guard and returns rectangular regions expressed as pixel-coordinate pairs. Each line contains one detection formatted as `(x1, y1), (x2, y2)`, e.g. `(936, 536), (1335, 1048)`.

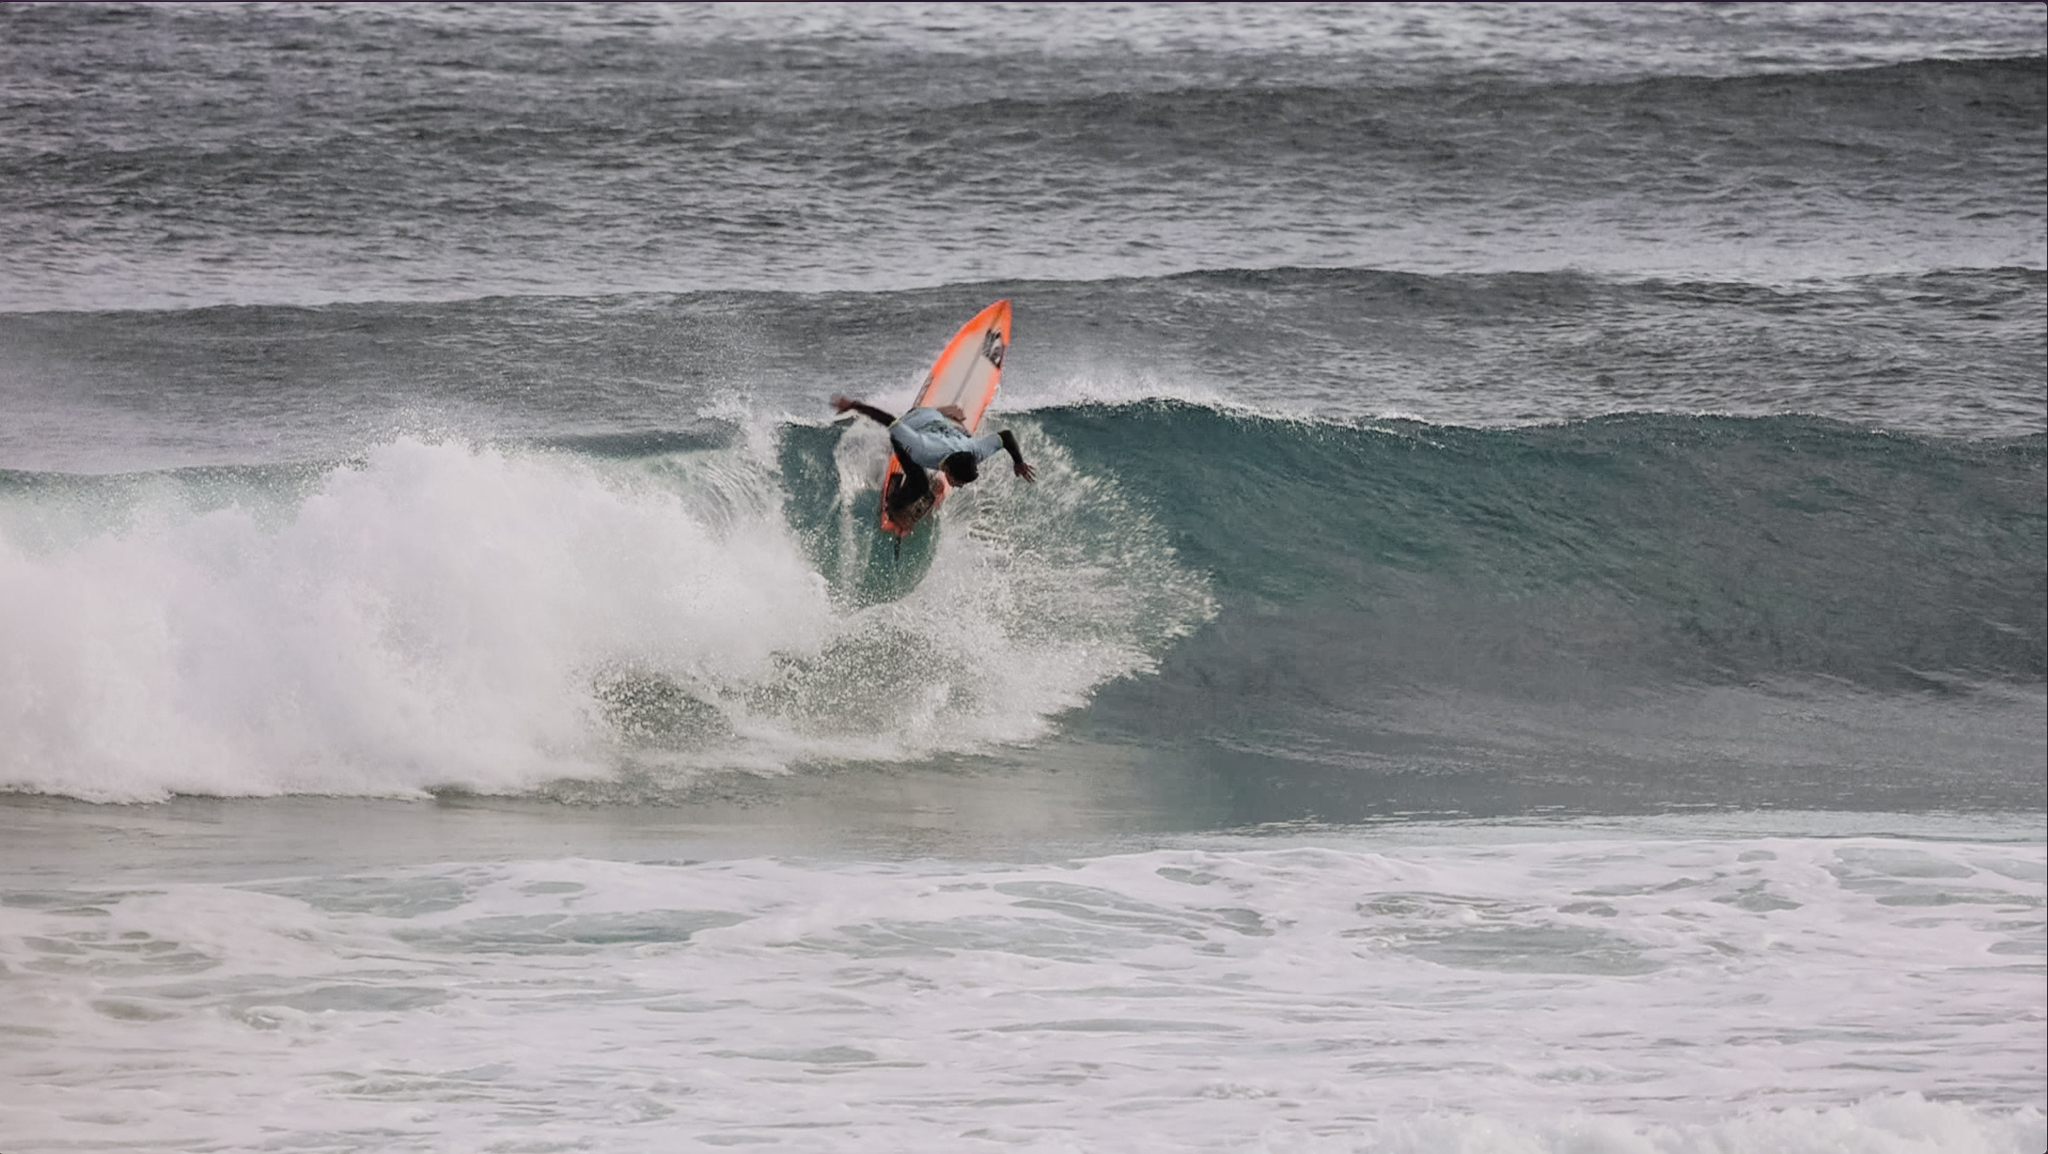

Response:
(890, 406), (1003, 471)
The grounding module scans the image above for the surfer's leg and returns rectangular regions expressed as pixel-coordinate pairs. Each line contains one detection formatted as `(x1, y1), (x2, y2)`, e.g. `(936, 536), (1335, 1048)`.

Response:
(889, 450), (932, 512)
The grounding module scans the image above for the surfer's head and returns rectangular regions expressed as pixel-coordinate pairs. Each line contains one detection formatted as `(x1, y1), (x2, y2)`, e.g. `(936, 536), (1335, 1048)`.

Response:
(942, 451), (980, 485)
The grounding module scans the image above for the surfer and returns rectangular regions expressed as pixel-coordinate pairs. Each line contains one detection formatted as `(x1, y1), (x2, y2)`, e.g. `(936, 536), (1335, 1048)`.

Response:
(830, 394), (1036, 516)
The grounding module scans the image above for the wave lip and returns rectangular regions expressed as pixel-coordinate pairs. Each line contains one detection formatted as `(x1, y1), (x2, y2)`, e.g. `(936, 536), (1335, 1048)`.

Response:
(7, 264), (2040, 484)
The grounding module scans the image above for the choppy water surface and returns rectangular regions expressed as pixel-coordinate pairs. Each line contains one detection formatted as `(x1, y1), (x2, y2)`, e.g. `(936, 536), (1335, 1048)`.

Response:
(2, 803), (2043, 1152)
(0, 4), (2042, 1151)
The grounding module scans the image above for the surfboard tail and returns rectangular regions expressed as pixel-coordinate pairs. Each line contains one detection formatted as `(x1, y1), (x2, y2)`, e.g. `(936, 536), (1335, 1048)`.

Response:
(878, 472), (946, 539)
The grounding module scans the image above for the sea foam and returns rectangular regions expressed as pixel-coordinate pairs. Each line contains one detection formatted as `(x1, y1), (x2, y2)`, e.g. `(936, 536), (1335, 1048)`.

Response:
(0, 432), (1210, 801)
(0, 834), (2039, 1150)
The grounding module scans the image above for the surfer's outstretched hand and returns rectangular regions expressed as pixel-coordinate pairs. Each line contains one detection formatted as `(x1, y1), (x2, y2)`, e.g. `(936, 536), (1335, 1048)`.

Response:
(999, 429), (1035, 483)
(832, 395), (897, 427)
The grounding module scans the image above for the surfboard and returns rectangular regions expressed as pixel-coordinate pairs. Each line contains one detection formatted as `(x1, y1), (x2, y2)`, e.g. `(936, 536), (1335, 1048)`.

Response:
(878, 299), (1011, 538)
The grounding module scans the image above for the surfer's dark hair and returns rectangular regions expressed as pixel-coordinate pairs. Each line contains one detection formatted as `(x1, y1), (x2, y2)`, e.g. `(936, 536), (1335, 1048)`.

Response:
(943, 451), (979, 484)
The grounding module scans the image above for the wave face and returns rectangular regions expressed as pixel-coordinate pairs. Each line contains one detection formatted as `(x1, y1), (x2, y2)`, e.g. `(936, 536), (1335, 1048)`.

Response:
(1047, 403), (2045, 688)
(1036, 404), (2045, 813)
(1, 405), (2038, 807)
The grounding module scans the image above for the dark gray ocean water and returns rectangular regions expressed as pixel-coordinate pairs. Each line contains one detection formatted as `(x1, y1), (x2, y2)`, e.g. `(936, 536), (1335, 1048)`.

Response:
(0, 7), (2043, 1152)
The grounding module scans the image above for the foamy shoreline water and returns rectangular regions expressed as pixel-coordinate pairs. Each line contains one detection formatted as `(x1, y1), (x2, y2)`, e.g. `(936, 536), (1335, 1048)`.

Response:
(1, 808), (2040, 1152)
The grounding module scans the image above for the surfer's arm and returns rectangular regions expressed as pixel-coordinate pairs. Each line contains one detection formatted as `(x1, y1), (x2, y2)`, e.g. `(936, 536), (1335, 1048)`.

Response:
(998, 429), (1036, 482)
(831, 395), (897, 427)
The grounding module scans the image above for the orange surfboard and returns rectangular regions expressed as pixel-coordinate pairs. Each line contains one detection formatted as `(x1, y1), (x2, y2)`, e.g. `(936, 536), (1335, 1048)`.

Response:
(878, 300), (1011, 538)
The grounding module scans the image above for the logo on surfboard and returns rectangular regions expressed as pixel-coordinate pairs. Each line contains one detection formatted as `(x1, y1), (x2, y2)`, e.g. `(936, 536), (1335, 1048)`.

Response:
(979, 328), (1005, 369)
